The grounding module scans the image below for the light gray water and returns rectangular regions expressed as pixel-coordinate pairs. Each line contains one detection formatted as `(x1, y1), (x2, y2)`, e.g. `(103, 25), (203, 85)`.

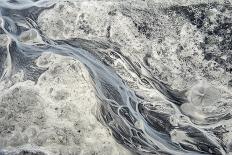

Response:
(0, 0), (232, 155)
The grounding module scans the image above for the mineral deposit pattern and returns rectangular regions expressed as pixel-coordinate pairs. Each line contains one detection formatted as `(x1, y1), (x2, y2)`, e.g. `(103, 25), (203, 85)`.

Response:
(0, 0), (232, 155)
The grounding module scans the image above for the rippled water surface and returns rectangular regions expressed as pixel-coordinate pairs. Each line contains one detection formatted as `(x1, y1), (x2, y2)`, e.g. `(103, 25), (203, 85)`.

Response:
(1, 0), (232, 155)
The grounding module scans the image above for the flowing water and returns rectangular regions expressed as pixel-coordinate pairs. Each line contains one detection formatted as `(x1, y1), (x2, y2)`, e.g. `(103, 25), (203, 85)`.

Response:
(0, 0), (232, 155)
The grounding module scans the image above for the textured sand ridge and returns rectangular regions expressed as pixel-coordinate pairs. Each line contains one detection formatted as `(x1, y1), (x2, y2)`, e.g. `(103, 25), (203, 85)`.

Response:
(0, 52), (131, 155)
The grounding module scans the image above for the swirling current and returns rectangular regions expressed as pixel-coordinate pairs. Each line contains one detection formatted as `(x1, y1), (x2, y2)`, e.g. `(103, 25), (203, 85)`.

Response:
(1, 0), (232, 155)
